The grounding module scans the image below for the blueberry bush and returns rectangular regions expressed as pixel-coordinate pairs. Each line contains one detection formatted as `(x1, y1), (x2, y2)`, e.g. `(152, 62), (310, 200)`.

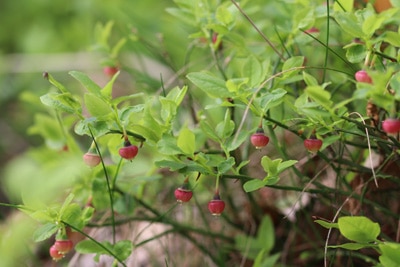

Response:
(1, 0), (400, 266)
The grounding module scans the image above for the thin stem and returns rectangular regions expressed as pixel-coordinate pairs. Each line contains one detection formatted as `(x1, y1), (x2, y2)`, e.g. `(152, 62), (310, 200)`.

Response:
(230, 0), (285, 61)
(322, 0), (330, 83)
(61, 221), (127, 267)
(88, 128), (116, 244)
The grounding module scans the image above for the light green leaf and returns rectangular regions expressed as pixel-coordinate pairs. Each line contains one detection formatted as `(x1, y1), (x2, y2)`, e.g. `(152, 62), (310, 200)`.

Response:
(334, 12), (364, 39)
(260, 88), (287, 111)
(157, 134), (184, 155)
(216, 109), (235, 139)
(314, 219), (339, 229)
(256, 215), (275, 253)
(333, 0), (353, 12)
(277, 160), (297, 173)
(84, 93), (112, 117)
(200, 120), (220, 141)
(40, 92), (82, 114)
(242, 55), (263, 88)
(305, 86), (333, 110)
(379, 242), (400, 267)
(282, 56), (304, 73)
(243, 179), (266, 192)
(32, 223), (58, 242)
(328, 242), (376, 250)
(345, 44), (367, 63)
(75, 240), (109, 255)
(303, 72), (319, 86)
(217, 157), (235, 174)
(187, 72), (230, 98)
(101, 71), (120, 99)
(69, 71), (102, 96)
(177, 127), (195, 156)
(338, 216), (380, 243)
(166, 86), (188, 106)
(261, 156), (282, 176)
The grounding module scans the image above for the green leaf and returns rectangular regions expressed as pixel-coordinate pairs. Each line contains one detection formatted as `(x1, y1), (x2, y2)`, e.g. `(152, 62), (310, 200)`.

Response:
(101, 71), (120, 99)
(113, 240), (133, 261)
(216, 109), (235, 139)
(314, 219), (339, 229)
(157, 134), (184, 155)
(32, 223), (58, 242)
(177, 127), (195, 156)
(74, 118), (110, 137)
(45, 73), (68, 93)
(345, 44), (367, 63)
(277, 160), (297, 173)
(261, 156), (281, 176)
(263, 175), (279, 185)
(187, 72), (230, 98)
(200, 120), (220, 141)
(84, 93), (112, 117)
(216, 4), (234, 26)
(256, 215), (274, 253)
(303, 72), (319, 86)
(338, 216), (380, 243)
(259, 88), (287, 111)
(282, 56), (304, 73)
(242, 55), (263, 88)
(305, 86), (333, 110)
(75, 239), (109, 255)
(111, 93), (144, 105)
(362, 13), (385, 38)
(217, 157), (235, 174)
(155, 159), (186, 171)
(333, 0), (353, 12)
(60, 203), (84, 229)
(379, 242), (400, 267)
(159, 98), (177, 124)
(166, 86), (188, 106)
(69, 71), (102, 96)
(59, 193), (75, 217)
(243, 179), (266, 192)
(225, 130), (248, 152)
(40, 92), (82, 114)
(328, 242), (376, 250)
(381, 31), (400, 47)
(334, 12), (364, 39)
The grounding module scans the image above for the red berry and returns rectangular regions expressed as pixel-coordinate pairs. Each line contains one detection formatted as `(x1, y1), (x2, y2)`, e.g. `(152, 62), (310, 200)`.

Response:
(119, 140), (139, 160)
(103, 66), (119, 77)
(355, 70), (372, 84)
(54, 239), (74, 254)
(382, 118), (400, 134)
(174, 188), (193, 203)
(208, 199), (225, 216)
(304, 138), (323, 153)
(83, 152), (101, 167)
(208, 193), (225, 216)
(49, 245), (64, 261)
(250, 128), (269, 149)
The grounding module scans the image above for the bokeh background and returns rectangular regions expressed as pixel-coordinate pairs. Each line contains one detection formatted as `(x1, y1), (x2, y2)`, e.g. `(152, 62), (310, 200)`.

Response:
(0, 1), (185, 265)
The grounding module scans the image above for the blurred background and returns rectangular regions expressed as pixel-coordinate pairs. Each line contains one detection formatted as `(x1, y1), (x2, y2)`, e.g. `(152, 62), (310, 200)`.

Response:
(0, 1), (185, 265)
